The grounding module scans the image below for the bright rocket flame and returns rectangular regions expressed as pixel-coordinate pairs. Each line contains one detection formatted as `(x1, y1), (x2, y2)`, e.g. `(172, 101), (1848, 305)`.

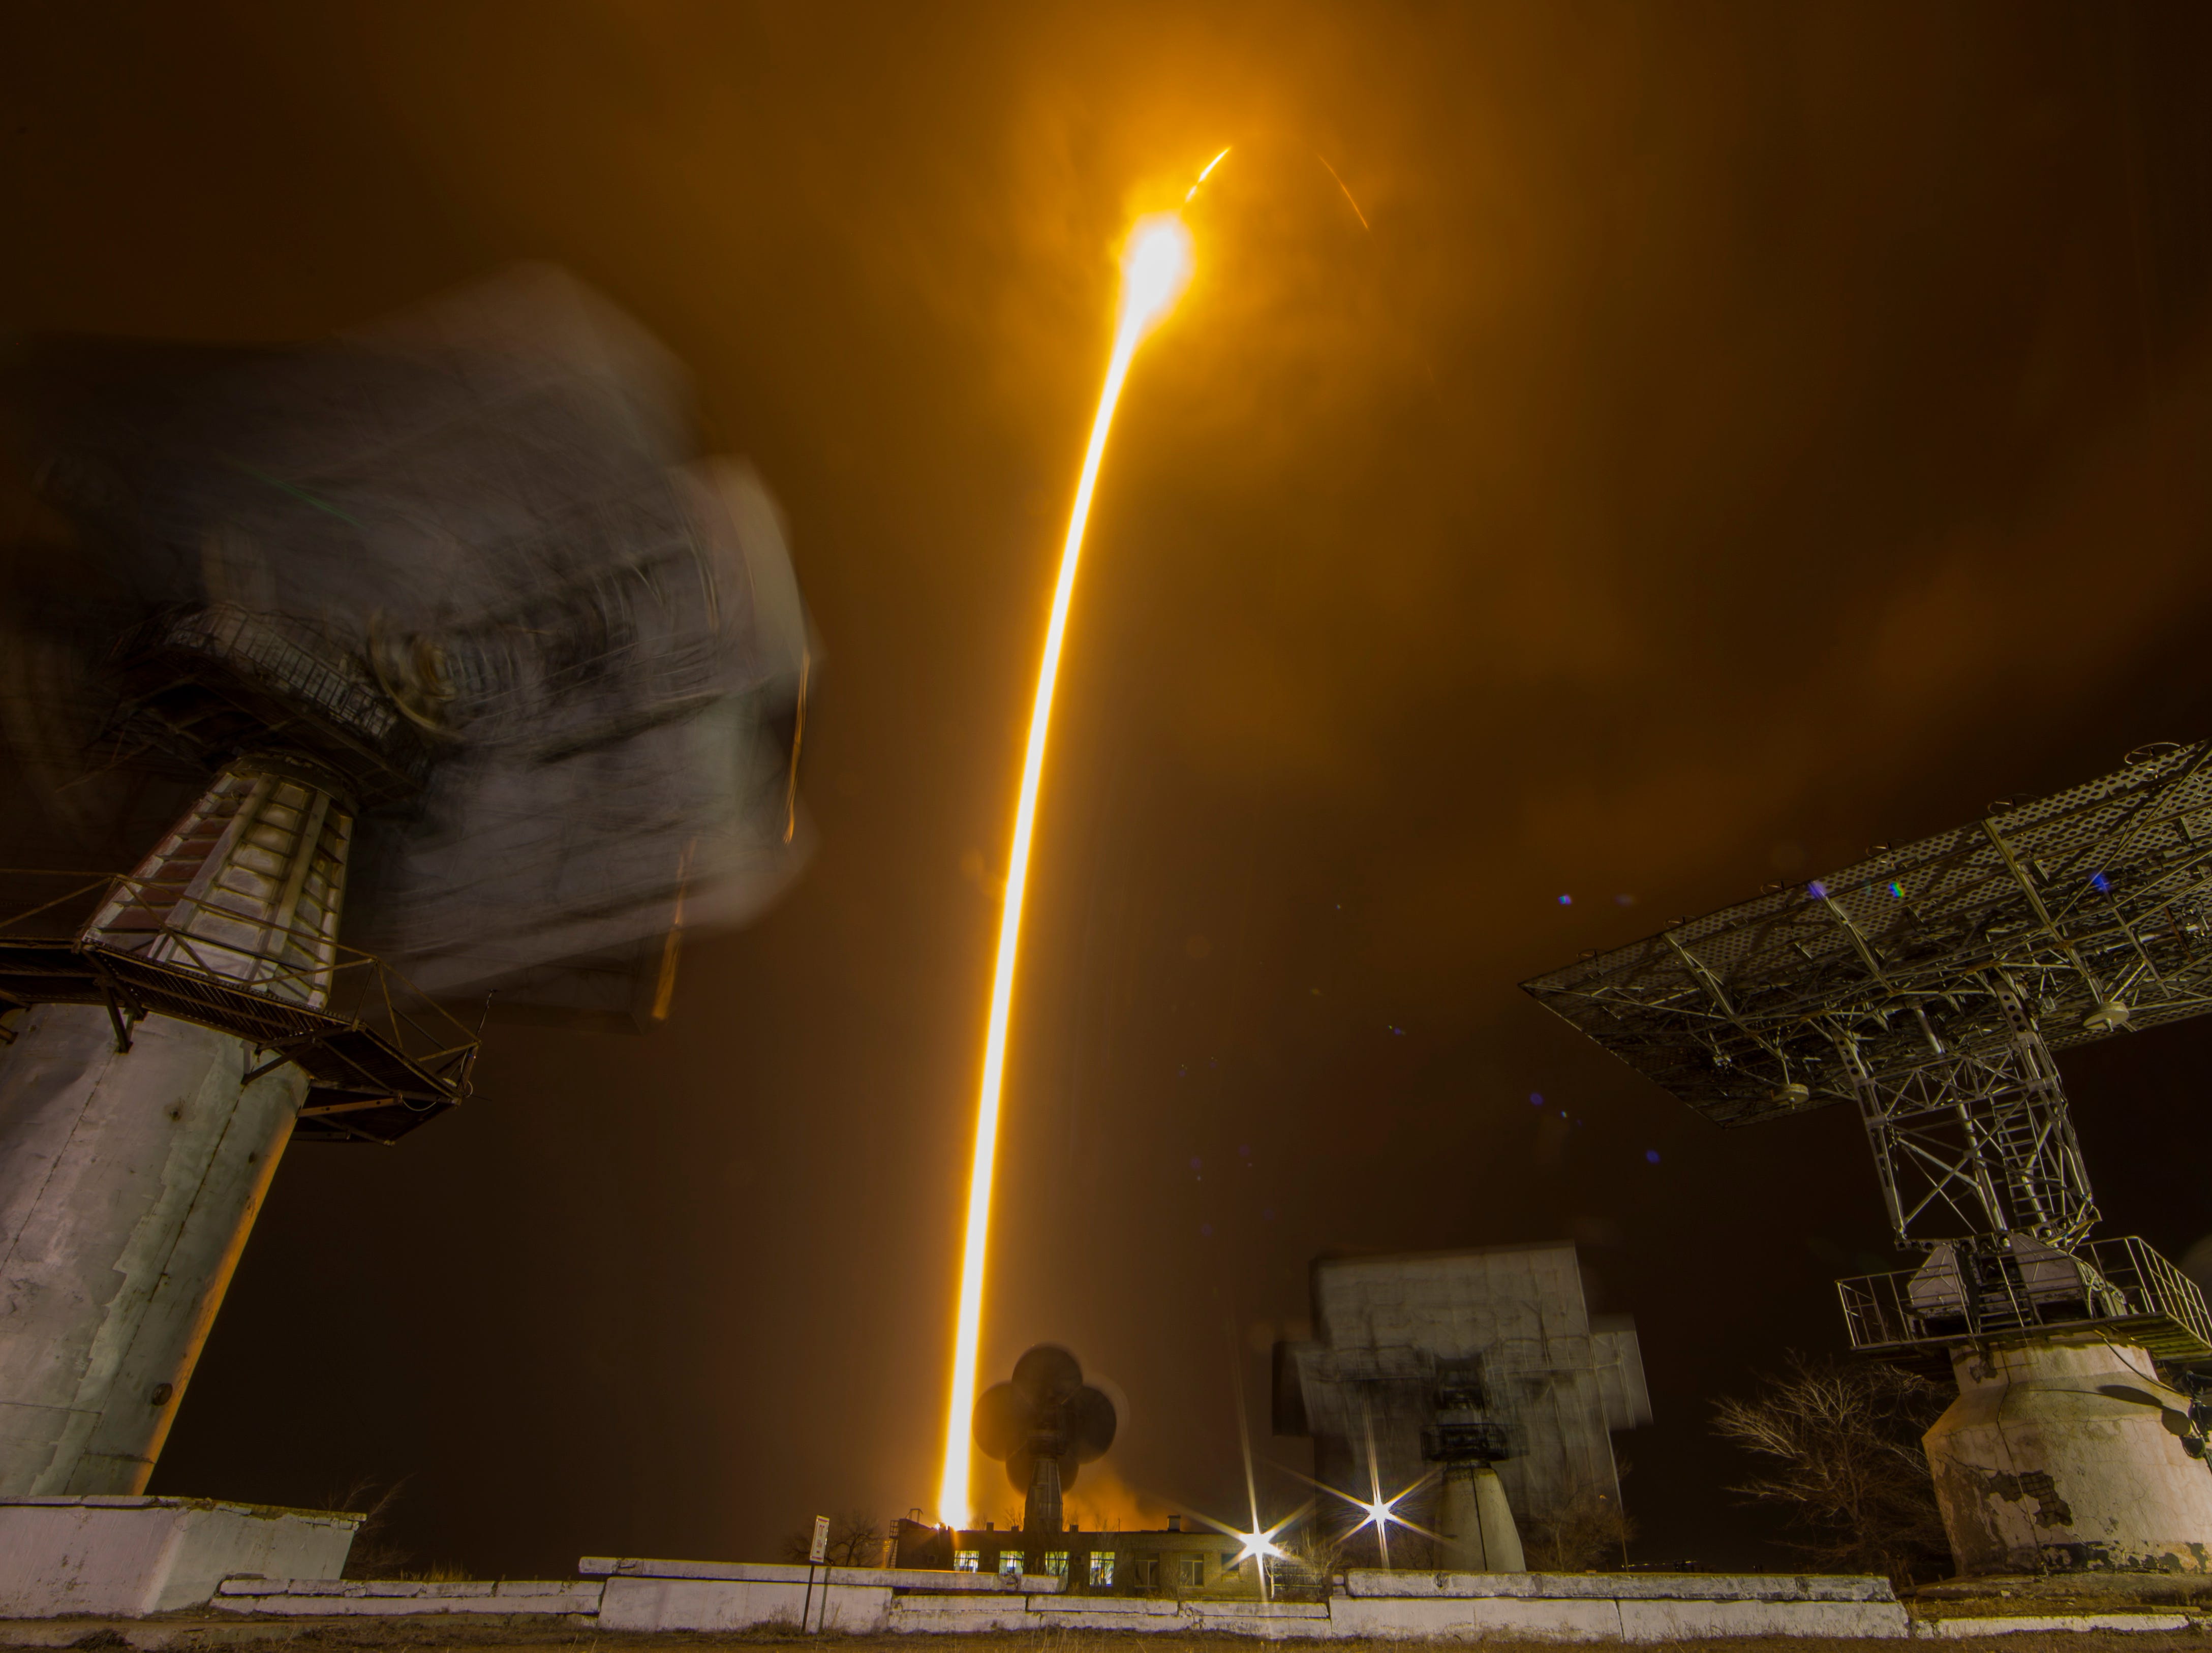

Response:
(1186, 146), (1231, 202)
(936, 211), (1194, 1525)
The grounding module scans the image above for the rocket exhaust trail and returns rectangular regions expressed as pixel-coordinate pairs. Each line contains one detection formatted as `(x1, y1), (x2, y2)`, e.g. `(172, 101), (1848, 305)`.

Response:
(936, 213), (1193, 1524)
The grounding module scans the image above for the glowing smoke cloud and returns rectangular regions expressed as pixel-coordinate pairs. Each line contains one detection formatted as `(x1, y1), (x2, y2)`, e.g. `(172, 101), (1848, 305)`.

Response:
(936, 212), (1194, 1524)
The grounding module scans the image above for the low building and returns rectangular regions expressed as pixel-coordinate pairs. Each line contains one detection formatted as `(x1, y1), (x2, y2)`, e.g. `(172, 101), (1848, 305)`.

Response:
(893, 1514), (1267, 1598)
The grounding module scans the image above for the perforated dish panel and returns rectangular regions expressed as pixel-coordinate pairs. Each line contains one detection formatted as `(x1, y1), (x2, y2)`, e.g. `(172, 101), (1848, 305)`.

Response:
(1521, 743), (2212, 1127)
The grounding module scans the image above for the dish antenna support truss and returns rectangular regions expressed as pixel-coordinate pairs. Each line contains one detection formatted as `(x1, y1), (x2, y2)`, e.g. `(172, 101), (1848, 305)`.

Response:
(1523, 739), (2212, 1359)
(1523, 741), (2212, 1576)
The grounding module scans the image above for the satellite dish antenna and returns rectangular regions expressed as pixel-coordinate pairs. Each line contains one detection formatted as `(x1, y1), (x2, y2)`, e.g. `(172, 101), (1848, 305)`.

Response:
(1522, 739), (2212, 1577)
(0, 266), (813, 1499)
(972, 1343), (1118, 1534)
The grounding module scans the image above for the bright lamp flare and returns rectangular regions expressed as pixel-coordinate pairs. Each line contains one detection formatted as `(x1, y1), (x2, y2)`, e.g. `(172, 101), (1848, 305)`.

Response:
(1236, 1523), (1293, 1565)
(935, 212), (1194, 1525)
(1353, 1495), (1400, 1534)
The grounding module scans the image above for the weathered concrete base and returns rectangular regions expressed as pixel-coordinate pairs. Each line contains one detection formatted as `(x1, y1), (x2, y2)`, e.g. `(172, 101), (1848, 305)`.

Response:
(0, 1008), (306, 1497)
(0, 1496), (357, 1616)
(1435, 1462), (1526, 1572)
(1925, 1336), (2212, 1576)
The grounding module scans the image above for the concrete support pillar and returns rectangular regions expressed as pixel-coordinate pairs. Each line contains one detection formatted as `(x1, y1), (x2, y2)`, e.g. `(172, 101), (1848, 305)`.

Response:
(0, 1005), (305, 1495)
(1022, 1455), (1063, 1535)
(1925, 1335), (2212, 1574)
(1435, 1462), (1525, 1572)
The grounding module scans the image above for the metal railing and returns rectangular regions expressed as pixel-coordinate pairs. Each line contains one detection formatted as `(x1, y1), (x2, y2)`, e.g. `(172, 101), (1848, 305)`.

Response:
(1838, 1235), (2212, 1362)
(114, 605), (412, 758)
(0, 869), (477, 1101)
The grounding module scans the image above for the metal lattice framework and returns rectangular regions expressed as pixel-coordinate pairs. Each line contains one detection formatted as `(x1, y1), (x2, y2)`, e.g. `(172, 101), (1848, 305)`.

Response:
(1522, 740), (2212, 1253)
(0, 869), (477, 1145)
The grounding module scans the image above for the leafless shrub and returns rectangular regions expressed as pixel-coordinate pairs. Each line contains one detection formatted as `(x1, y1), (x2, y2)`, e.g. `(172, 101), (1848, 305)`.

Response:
(1713, 1353), (1951, 1585)
(1280, 1519), (1348, 1580)
(333, 1475), (414, 1580)
(1525, 1468), (1637, 1572)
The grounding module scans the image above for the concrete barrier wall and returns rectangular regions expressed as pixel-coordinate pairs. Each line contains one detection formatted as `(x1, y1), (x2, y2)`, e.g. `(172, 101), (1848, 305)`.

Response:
(1341, 1568), (1897, 1601)
(213, 1578), (603, 1617)
(599, 1576), (889, 1632)
(578, 1557), (1051, 1592)
(13, 1543), (1923, 1641)
(570, 1562), (1910, 1640)
(0, 1496), (357, 1616)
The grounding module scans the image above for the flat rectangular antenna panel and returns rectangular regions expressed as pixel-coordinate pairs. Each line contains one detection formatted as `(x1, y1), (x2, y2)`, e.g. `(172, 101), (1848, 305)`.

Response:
(1521, 742), (2212, 1127)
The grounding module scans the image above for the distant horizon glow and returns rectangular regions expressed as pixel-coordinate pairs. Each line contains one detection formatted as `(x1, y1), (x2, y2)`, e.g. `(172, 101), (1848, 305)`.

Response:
(935, 209), (1194, 1527)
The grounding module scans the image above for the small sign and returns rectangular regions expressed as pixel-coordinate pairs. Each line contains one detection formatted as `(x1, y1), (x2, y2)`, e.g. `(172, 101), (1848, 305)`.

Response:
(809, 1515), (830, 1565)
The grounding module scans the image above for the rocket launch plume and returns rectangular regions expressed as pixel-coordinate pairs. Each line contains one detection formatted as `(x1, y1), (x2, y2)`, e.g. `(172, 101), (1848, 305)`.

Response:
(936, 211), (1193, 1524)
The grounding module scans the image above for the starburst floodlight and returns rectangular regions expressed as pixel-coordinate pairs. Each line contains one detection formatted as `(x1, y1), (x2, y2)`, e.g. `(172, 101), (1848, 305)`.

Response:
(1234, 1524), (1291, 1565)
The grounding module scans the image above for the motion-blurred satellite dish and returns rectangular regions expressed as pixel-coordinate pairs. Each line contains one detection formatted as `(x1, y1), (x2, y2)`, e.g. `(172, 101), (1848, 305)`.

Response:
(973, 1343), (1117, 1533)
(2, 264), (813, 1047)
(0, 266), (817, 1499)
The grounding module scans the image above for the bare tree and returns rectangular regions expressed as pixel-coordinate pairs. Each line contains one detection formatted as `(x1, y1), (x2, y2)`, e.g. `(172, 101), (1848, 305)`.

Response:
(1713, 1354), (1951, 1585)
(828, 1508), (884, 1566)
(781, 1509), (884, 1566)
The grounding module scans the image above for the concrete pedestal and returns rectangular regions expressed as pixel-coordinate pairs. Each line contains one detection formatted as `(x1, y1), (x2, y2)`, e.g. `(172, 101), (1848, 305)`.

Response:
(1924, 1335), (2212, 1574)
(1434, 1462), (1525, 1572)
(0, 1006), (305, 1496)
(0, 1495), (357, 1615)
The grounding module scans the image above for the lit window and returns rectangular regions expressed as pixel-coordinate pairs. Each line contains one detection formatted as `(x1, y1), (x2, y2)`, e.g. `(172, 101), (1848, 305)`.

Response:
(998, 1552), (1024, 1578)
(1088, 1552), (1116, 1586)
(1178, 1553), (1204, 1586)
(1043, 1552), (1069, 1578)
(953, 1551), (980, 1573)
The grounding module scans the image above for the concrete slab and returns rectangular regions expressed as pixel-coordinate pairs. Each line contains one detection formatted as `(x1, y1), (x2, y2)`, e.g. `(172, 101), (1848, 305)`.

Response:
(1026, 1596), (1184, 1620)
(0, 1497), (356, 1616)
(579, 1556), (1045, 1590)
(886, 1595), (1038, 1633)
(1916, 1612), (2199, 1637)
(1343, 1567), (1898, 1601)
(1619, 1597), (1912, 1640)
(46, 1557), (1931, 1642)
(209, 1578), (602, 1617)
(597, 1573), (889, 1633)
